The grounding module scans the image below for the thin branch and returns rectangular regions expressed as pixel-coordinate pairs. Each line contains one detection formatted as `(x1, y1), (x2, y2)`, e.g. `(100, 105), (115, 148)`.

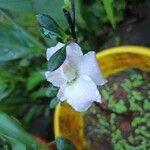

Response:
(72, 0), (75, 31)
(72, 0), (76, 40)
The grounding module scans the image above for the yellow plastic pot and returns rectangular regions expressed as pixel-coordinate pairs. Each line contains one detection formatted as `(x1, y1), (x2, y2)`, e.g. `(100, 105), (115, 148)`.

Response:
(54, 46), (150, 150)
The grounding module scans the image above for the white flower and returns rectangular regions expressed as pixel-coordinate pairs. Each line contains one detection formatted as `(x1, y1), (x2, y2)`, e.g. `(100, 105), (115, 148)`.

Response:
(45, 42), (107, 112)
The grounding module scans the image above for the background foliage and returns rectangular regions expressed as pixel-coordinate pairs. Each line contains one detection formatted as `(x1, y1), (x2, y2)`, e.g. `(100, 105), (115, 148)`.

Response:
(0, 0), (149, 149)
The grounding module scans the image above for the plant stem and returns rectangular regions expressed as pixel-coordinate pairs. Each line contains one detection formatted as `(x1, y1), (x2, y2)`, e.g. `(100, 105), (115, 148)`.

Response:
(72, 0), (75, 30)
(63, 0), (76, 41)
(71, 0), (76, 40)
(63, 8), (76, 40)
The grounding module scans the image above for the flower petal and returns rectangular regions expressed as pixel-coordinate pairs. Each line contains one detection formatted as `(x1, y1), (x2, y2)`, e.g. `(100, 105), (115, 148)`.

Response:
(57, 84), (67, 101)
(66, 42), (83, 63)
(46, 42), (65, 61)
(65, 75), (101, 112)
(45, 68), (66, 87)
(78, 51), (107, 86)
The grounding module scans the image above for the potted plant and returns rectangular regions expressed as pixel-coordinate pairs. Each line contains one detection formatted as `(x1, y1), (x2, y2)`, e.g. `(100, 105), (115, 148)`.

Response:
(54, 46), (150, 149)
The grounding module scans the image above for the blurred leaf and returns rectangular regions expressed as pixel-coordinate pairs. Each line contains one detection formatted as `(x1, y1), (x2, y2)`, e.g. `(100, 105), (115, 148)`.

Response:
(75, 0), (87, 28)
(49, 97), (60, 109)
(0, 0), (67, 28)
(129, 100), (142, 112)
(55, 137), (77, 150)
(64, 0), (72, 10)
(113, 100), (127, 113)
(22, 106), (44, 127)
(31, 87), (48, 100)
(48, 47), (66, 71)
(0, 112), (38, 149)
(0, 104), (18, 115)
(143, 100), (150, 110)
(5, 137), (26, 150)
(0, 0), (32, 12)
(27, 72), (45, 91)
(31, 85), (59, 100)
(0, 81), (10, 101)
(131, 91), (144, 101)
(132, 117), (145, 127)
(112, 0), (126, 23)
(102, 0), (116, 29)
(33, 0), (66, 27)
(37, 14), (66, 39)
(0, 26), (40, 61)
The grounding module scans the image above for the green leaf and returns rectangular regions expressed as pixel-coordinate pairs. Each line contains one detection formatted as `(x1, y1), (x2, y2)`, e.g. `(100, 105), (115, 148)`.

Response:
(50, 97), (60, 109)
(55, 137), (77, 150)
(36, 14), (65, 39)
(143, 100), (150, 110)
(113, 100), (127, 113)
(31, 85), (58, 100)
(30, 85), (58, 100)
(30, 87), (48, 100)
(102, 0), (116, 29)
(0, 0), (32, 12)
(48, 46), (66, 71)
(0, 26), (40, 61)
(33, 0), (66, 27)
(129, 101), (142, 112)
(132, 117), (145, 127)
(131, 91), (144, 101)
(0, 112), (37, 149)
(46, 84), (59, 98)
(64, 0), (72, 10)
(5, 137), (26, 150)
(27, 72), (45, 91)
(0, 81), (12, 101)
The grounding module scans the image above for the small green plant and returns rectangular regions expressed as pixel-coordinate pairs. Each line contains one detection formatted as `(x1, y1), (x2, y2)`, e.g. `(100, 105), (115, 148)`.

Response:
(85, 69), (150, 150)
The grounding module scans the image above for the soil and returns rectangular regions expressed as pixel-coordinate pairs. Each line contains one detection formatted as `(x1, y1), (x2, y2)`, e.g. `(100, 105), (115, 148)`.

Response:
(84, 69), (150, 150)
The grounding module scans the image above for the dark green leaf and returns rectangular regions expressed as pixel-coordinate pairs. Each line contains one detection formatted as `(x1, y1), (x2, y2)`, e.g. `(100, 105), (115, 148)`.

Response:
(48, 47), (66, 71)
(46, 84), (59, 98)
(0, 104), (19, 115)
(50, 97), (60, 109)
(36, 14), (65, 38)
(55, 137), (77, 150)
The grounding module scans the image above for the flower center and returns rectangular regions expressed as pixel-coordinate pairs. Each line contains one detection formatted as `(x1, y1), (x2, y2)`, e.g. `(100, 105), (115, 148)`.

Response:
(62, 60), (77, 82)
